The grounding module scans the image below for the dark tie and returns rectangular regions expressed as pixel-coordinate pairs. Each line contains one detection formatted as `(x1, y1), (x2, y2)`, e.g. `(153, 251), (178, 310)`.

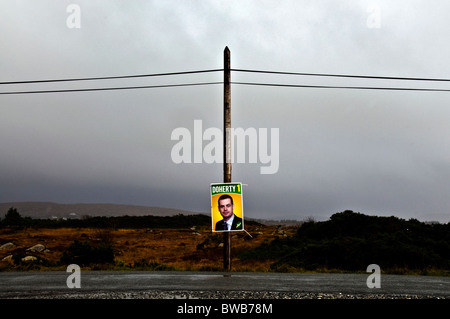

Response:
(223, 222), (228, 231)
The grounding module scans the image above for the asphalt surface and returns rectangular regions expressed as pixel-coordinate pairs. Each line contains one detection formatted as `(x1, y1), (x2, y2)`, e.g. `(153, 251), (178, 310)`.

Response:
(0, 271), (449, 299)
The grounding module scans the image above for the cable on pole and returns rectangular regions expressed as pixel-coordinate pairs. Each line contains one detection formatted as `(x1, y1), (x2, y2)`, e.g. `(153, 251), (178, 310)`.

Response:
(2, 67), (450, 95)
(0, 82), (223, 95)
(0, 69), (223, 85)
(231, 81), (450, 92)
(231, 68), (450, 82)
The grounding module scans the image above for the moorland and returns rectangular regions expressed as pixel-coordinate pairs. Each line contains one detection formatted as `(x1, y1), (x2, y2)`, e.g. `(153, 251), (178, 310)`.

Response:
(0, 208), (449, 276)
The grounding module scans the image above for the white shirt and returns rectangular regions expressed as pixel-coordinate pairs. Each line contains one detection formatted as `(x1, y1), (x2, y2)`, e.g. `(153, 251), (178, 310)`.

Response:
(225, 214), (235, 230)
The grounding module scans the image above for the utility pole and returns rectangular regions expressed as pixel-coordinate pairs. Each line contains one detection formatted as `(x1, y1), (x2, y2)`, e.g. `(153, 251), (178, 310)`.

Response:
(223, 46), (232, 271)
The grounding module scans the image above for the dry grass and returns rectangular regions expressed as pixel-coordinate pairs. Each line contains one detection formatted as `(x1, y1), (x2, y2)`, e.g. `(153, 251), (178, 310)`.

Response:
(0, 225), (297, 272)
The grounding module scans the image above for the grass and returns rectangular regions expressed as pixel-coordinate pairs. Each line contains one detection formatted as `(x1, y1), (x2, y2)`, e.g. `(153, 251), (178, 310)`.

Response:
(1, 224), (448, 276)
(0, 224), (292, 272)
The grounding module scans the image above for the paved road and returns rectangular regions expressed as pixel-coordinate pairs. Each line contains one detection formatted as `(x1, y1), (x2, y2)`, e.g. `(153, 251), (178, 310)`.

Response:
(0, 271), (449, 298)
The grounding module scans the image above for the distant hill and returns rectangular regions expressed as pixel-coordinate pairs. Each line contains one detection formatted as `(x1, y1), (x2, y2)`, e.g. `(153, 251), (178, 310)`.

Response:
(0, 202), (205, 220)
(0, 202), (303, 226)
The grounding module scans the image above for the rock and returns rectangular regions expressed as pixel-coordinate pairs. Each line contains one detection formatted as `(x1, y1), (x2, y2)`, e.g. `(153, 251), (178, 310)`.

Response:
(2, 255), (13, 262)
(26, 244), (46, 252)
(0, 242), (15, 250)
(22, 256), (37, 262)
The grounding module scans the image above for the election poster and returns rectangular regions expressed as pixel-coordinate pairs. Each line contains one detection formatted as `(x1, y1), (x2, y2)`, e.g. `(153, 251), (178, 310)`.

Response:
(210, 183), (244, 232)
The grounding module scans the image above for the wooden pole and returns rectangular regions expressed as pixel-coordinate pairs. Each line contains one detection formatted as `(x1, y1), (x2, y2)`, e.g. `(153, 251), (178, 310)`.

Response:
(224, 46), (231, 183)
(223, 46), (232, 271)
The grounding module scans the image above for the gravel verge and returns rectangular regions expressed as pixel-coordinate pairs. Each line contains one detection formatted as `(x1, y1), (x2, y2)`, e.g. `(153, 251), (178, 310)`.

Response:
(1, 290), (447, 299)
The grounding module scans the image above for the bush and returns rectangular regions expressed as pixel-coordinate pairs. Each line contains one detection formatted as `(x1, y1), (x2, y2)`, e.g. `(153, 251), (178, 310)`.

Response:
(59, 240), (114, 266)
(241, 210), (450, 273)
(2, 207), (24, 227)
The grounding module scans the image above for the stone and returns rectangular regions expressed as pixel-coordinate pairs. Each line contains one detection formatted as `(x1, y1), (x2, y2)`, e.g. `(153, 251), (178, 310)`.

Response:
(0, 242), (15, 250)
(2, 255), (13, 262)
(22, 256), (37, 262)
(26, 244), (46, 252)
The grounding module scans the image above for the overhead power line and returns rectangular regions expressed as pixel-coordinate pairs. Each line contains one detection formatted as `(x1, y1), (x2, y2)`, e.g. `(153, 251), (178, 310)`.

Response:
(0, 82), (222, 95)
(2, 81), (449, 95)
(0, 69), (223, 85)
(231, 68), (450, 82)
(1, 67), (450, 95)
(2, 68), (450, 87)
(231, 81), (450, 92)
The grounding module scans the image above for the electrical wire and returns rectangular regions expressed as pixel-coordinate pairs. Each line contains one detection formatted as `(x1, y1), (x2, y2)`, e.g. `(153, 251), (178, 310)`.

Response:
(3, 81), (449, 95)
(0, 69), (223, 85)
(231, 81), (450, 92)
(231, 68), (450, 82)
(2, 67), (450, 95)
(0, 82), (223, 95)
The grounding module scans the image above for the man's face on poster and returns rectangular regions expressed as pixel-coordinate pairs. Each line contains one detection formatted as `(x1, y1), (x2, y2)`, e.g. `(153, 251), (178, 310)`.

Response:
(218, 197), (234, 221)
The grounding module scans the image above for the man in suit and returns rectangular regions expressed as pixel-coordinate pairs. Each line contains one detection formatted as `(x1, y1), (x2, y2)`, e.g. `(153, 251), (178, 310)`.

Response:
(215, 194), (243, 231)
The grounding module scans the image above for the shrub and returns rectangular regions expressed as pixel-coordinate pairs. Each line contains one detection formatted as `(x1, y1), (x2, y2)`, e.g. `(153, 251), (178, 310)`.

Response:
(241, 210), (450, 273)
(2, 207), (24, 227)
(59, 240), (114, 266)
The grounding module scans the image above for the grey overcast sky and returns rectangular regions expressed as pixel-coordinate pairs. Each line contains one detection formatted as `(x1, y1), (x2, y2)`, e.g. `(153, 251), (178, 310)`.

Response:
(1, 0), (450, 222)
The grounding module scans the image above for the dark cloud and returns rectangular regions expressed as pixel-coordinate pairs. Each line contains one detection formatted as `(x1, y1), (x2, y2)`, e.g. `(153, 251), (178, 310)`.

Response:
(1, 1), (449, 222)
